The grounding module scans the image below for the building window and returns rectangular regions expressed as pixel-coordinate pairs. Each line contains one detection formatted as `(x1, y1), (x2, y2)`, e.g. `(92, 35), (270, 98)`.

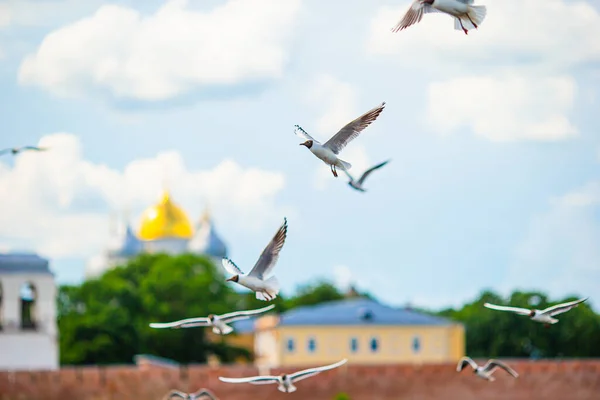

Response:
(350, 337), (358, 353)
(370, 337), (379, 352)
(412, 336), (421, 353)
(286, 338), (295, 353)
(307, 337), (317, 353)
(20, 282), (37, 331)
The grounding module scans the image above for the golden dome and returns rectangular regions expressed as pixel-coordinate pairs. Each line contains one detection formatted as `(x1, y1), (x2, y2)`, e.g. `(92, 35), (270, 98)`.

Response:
(138, 191), (194, 241)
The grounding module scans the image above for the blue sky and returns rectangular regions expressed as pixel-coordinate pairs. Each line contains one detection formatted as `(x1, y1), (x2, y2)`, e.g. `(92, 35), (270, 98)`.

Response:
(1, 0), (599, 310)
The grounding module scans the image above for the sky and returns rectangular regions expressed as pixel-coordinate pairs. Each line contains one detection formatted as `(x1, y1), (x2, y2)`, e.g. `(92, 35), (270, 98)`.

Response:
(1, 0), (599, 311)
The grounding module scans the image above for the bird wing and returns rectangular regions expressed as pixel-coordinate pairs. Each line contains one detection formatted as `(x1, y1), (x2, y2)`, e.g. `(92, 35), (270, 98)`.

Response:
(483, 360), (519, 378)
(192, 389), (218, 400)
(248, 218), (288, 279)
(455, 0), (475, 4)
(218, 376), (279, 385)
(149, 317), (210, 329)
(22, 146), (47, 151)
(542, 297), (588, 316)
(391, 1), (440, 33)
(483, 303), (532, 316)
(289, 359), (347, 382)
(163, 390), (188, 400)
(356, 160), (391, 186)
(323, 102), (386, 155)
(294, 125), (321, 144)
(219, 304), (276, 322)
(456, 357), (478, 372)
(221, 258), (245, 276)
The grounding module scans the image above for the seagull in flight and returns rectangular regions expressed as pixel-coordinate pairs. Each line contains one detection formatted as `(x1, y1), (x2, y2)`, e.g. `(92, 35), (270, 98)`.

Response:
(0, 146), (48, 156)
(295, 102), (386, 178)
(484, 297), (588, 327)
(221, 218), (287, 301)
(456, 357), (519, 381)
(391, 0), (487, 35)
(162, 389), (219, 400)
(344, 160), (391, 192)
(149, 304), (275, 335)
(219, 359), (347, 393)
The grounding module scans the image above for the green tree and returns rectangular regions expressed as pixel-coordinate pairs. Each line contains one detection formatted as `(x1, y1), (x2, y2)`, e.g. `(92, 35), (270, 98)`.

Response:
(438, 289), (600, 358)
(58, 253), (250, 365)
(285, 281), (347, 309)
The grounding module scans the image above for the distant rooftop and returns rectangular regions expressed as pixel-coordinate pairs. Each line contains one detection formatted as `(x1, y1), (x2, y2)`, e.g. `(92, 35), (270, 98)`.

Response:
(233, 298), (456, 333)
(0, 253), (53, 275)
(280, 298), (454, 327)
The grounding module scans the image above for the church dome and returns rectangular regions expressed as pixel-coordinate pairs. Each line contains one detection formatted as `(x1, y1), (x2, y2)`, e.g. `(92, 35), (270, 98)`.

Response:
(138, 191), (194, 241)
(188, 209), (228, 259)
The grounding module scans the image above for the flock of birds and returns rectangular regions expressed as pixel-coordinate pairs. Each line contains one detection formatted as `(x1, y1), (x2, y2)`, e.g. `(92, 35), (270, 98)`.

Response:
(3, 0), (593, 398)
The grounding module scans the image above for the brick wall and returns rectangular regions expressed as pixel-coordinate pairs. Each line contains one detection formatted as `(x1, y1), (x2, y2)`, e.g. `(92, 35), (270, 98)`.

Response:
(1, 360), (599, 400)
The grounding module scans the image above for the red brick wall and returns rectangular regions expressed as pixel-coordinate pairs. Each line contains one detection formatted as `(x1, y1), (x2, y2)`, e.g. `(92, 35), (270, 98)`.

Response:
(1, 360), (599, 400)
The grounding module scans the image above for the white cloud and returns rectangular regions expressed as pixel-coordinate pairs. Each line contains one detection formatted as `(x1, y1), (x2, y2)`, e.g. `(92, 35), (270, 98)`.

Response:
(368, 0), (600, 71)
(426, 74), (578, 142)
(18, 0), (301, 101)
(0, 0), (105, 27)
(505, 182), (600, 299)
(304, 75), (360, 136)
(0, 3), (11, 28)
(332, 265), (354, 291)
(0, 133), (288, 259)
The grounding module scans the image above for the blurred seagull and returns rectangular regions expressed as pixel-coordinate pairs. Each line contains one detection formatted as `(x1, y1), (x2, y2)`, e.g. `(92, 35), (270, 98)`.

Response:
(162, 389), (219, 400)
(345, 160), (391, 192)
(484, 297), (588, 327)
(221, 218), (287, 301)
(0, 146), (48, 156)
(295, 102), (386, 178)
(149, 304), (275, 335)
(391, 0), (487, 35)
(456, 357), (518, 381)
(219, 359), (347, 393)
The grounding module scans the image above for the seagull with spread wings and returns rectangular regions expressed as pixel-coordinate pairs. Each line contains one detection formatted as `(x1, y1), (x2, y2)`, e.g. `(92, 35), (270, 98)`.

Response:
(162, 389), (219, 400)
(219, 359), (347, 393)
(0, 146), (48, 156)
(345, 160), (391, 192)
(295, 102), (385, 178)
(149, 304), (275, 335)
(484, 297), (588, 327)
(456, 357), (519, 381)
(221, 218), (287, 301)
(391, 0), (487, 35)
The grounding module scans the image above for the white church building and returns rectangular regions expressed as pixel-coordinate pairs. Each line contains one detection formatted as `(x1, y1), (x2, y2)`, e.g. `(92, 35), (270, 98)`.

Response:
(0, 253), (58, 371)
(86, 190), (228, 278)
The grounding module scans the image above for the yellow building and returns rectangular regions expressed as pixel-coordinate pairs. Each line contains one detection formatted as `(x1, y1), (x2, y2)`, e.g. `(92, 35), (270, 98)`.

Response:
(233, 298), (465, 368)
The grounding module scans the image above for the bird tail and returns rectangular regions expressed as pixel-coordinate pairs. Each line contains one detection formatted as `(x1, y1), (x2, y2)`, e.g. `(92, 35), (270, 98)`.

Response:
(256, 276), (280, 301)
(337, 159), (352, 171)
(464, 5), (487, 29)
(278, 384), (297, 393)
(213, 324), (233, 335)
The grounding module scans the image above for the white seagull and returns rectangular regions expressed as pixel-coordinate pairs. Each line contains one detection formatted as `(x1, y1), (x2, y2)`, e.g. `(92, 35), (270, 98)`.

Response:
(221, 218), (287, 301)
(149, 304), (275, 335)
(391, 0), (487, 35)
(295, 102), (386, 178)
(0, 146), (48, 156)
(162, 389), (219, 400)
(456, 357), (519, 381)
(345, 160), (391, 192)
(484, 297), (588, 327)
(219, 359), (347, 393)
